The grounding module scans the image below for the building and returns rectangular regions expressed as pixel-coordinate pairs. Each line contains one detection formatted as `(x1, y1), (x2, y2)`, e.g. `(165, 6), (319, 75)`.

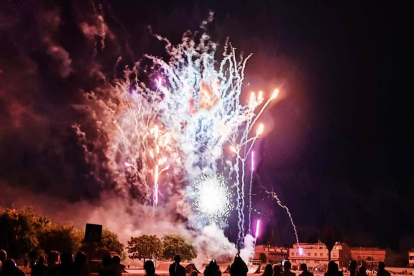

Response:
(409, 249), (414, 268)
(289, 242), (352, 271)
(350, 247), (386, 269)
(253, 245), (289, 265)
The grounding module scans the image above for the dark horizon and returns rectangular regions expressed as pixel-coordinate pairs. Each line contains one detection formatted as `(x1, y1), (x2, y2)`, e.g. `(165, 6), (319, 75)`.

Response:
(0, 0), (412, 251)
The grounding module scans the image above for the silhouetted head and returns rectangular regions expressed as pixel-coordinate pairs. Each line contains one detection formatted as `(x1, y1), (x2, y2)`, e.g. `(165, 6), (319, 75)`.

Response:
(174, 255), (181, 263)
(264, 264), (273, 275)
(102, 255), (112, 266)
(113, 255), (121, 264)
(74, 251), (86, 266)
(191, 271), (199, 276)
(2, 259), (16, 272)
(378, 262), (385, 271)
(38, 255), (45, 265)
(327, 261), (338, 274)
(359, 266), (367, 275)
(48, 251), (59, 265)
(144, 260), (155, 276)
(349, 260), (357, 270)
(273, 265), (281, 274)
(300, 264), (308, 272)
(284, 261), (291, 271)
(0, 249), (7, 262)
(60, 252), (73, 265)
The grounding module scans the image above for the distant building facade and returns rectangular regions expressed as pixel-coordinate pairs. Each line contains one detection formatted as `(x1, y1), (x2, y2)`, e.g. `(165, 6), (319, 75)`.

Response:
(253, 245), (289, 265)
(350, 247), (386, 269)
(289, 242), (351, 271)
(409, 249), (414, 268)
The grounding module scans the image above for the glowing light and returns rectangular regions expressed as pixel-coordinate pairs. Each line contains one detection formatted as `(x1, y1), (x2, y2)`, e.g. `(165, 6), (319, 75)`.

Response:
(299, 247), (304, 256)
(251, 151), (254, 172)
(258, 91), (264, 103)
(192, 174), (233, 223)
(255, 219), (260, 239)
(230, 146), (237, 153)
(256, 124), (264, 136)
(124, 162), (132, 167)
(271, 89), (279, 100)
(249, 92), (256, 109)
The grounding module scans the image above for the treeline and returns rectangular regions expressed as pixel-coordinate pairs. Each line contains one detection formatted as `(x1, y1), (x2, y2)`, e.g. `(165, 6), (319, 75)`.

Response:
(0, 207), (125, 260)
(0, 207), (198, 263)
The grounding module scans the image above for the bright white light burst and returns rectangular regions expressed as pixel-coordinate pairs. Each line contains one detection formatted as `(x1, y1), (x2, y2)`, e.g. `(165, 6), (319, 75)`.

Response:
(192, 174), (233, 223)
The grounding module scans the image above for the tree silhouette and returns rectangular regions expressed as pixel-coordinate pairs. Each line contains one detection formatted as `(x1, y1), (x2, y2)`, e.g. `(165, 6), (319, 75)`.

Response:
(127, 235), (163, 262)
(162, 234), (196, 261)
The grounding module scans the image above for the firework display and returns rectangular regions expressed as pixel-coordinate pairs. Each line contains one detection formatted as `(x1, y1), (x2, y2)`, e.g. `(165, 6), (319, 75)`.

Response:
(79, 19), (282, 247)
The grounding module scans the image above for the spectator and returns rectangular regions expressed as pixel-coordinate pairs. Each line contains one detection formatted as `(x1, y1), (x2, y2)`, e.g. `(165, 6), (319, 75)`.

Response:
(263, 264), (273, 276)
(46, 251), (60, 276)
(144, 260), (160, 276)
(1, 259), (25, 276)
(283, 261), (295, 276)
(98, 255), (115, 276)
(299, 264), (314, 276)
(377, 262), (391, 276)
(204, 260), (222, 276)
(0, 250), (7, 271)
(229, 255), (247, 276)
(169, 255), (186, 276)
(110, 255), (125, 276)
(31, 255), (47, 276)
(349, 260), (357, 276)
(59, 252), (74, 276)
(73, 252), (89, 276)
(357, 266), (368, 276)
(273, 265), (282, 276)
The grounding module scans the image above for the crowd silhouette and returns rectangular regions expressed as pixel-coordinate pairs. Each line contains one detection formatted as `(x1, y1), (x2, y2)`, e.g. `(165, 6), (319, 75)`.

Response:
(0, 247), (395, 276)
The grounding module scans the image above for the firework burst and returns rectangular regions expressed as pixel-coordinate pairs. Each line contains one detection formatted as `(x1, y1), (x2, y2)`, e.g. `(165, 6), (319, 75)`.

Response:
(191, 174), (233, 225)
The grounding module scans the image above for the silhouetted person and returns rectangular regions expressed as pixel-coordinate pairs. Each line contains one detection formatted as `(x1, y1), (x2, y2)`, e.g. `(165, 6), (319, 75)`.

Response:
(110, 255), (125, 276)
(59, 252), (74, 276)
(325, 261), (343, 276)
(263, 264), (273, 276)
(46, 251), (60, 276)
(169, 255), (186, 276)
(191, 271), (199, 276)
(0, 250), (7, 271)
(73, 252), (89, 276)
(273, 265), (282, 276)
(98, 255), (116, 276)
(349, 260), (357, 276)
(377, 262), (390, 276)
(144, 260), (160, 276)
(204, 260), (222, 276)
(31, 256), (47, 276)
(0, 259), (25, 276)
(282, 261), (295, 276)
(299, 264), (314, 276)
(229, 255), (247, 276)
(356, 266), (368, 276)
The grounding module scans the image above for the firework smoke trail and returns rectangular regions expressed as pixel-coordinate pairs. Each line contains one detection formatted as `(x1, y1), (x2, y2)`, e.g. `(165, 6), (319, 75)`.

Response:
(262, 186), (300, 245)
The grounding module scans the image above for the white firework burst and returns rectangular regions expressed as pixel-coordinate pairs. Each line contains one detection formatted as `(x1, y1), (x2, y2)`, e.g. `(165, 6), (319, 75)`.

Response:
(192, 174), (233, 224)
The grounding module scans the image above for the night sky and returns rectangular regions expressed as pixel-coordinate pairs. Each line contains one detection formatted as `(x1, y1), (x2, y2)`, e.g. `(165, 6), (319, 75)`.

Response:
(0, 0), (412, 250)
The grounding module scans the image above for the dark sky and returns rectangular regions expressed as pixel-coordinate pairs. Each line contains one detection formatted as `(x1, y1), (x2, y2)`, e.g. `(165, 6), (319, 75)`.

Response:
(0, 0), (412, 250)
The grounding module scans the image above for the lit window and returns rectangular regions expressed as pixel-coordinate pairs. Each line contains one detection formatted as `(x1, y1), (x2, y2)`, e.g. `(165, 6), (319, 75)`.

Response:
(333, 253), (337, 257)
